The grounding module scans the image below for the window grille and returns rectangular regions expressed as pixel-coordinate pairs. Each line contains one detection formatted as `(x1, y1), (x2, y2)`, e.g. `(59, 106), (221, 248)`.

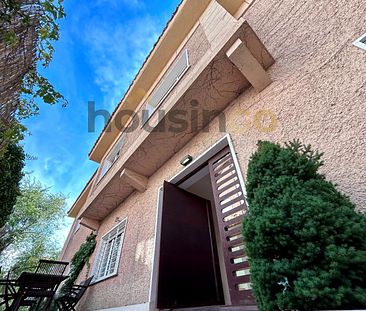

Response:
(92, 219), (127, 282)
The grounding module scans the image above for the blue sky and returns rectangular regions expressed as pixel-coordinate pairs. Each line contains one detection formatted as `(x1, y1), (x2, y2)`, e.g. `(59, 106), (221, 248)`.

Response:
(23, 0), (181, 242)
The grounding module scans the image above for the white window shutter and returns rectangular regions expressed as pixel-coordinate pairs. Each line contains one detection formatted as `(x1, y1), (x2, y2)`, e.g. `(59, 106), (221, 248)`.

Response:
(142, 49), (190, 123)
(142, 103), (155, 124)
(92, 219), (127, 282)
(109, 135), (125, 163)
(97, 134), (126, 182)
(107, 234), (122, 275)
(91, 239), (105, 279)
(99, 239), (112, 278)
(148, 49), (190, 109)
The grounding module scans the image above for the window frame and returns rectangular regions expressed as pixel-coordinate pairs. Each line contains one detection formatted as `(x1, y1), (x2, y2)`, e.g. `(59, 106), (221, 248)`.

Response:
(91, 218), (128, 283)
(74, 220), (81, 234)
(142, 49), (190, 125)
(353, 33), (366, 51)
(97, 134), (126, 183)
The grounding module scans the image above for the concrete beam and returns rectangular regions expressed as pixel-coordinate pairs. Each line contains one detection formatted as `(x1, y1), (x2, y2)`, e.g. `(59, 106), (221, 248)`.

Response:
(216, 0), (246, 17)
(79, 217), (100, 231)
(226, 38), (272, 92)
(234, 1), (254, 19)
(120, 168), (148, 193)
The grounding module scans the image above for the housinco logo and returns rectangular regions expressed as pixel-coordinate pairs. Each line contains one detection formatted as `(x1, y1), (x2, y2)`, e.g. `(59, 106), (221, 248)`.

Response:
(88, 100), (278, 134)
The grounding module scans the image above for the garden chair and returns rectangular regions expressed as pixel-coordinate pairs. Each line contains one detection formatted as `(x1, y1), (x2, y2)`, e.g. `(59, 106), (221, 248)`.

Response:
(23, 260), (69, 310)
(54, 276), (93, 311)
(34, 260), (68, 276)
(0, 275), (19, 310)
(0, 260), (69, 310)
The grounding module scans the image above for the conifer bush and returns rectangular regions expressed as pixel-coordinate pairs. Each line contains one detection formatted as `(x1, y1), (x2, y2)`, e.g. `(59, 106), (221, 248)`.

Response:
(243, 140), (366, 311)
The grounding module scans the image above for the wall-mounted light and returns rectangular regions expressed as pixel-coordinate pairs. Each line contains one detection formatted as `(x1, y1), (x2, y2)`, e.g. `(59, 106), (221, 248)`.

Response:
(180, 155), (193, 166)
(353, 32), (366, 51)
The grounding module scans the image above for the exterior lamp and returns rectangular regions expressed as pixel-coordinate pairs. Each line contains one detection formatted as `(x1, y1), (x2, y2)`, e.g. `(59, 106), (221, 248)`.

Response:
(180, 155), (193, 166)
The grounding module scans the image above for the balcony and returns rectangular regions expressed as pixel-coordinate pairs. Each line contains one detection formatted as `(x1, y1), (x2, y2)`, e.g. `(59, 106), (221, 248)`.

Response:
(77, 8), (274, 224)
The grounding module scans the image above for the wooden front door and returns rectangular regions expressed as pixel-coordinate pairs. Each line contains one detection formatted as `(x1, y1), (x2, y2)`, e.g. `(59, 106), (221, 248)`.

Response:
(157, 181), (224, 309)
(208, 146), (255, 305)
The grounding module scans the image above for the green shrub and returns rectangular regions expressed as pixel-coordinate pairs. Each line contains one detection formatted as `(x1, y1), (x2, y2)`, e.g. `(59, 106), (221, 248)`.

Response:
(61, 233), (96, 292)
(243, 140), (366, 311)
(0, 141), (25, 229)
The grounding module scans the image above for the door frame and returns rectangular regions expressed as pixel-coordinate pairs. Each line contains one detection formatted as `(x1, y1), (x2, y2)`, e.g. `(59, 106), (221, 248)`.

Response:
(148, 134), (247, 310)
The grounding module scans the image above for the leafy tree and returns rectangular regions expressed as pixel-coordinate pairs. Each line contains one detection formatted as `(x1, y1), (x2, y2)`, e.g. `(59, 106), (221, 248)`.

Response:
(0, 177), (67, 272)
(243, 140), (366, 311)
(0, 0), (67, 155)
(1, 0), (67, 109)
(0, 140), (25, 229)
(0, 122), (26, 159)
(5, 239), (61, 278)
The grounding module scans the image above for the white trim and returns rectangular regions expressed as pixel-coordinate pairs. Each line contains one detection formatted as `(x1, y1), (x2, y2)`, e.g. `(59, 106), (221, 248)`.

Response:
(91, 218), (128, 283)
(179, 165), (210, 190)
(97, 134), (127, 184)
(148, 133), (246, 310)
(169, 134), (230, 184)
(353, 33), (366, 51)
(74, 220), (81, 233)
(148, 186), (163, 311)
(97, 302), (149, 311)
(227, 134), (248, 200)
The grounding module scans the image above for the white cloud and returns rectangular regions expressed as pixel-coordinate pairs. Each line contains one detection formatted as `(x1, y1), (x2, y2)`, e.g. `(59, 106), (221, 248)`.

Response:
(83, 15), (162, 111)
(19, 1), (171, 249)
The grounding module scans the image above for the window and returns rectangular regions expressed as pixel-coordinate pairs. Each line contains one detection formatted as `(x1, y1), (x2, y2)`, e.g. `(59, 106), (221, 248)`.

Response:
(353, 33), (366, 51)
(142, 102), (155, 124)
(143, 49), (190, 123)
(98, 134), (126, 182)
(74, 220), (81, 233)
(92, 219), (127, 282)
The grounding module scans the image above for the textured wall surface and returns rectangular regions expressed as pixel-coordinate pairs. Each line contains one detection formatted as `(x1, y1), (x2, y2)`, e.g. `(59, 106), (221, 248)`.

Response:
(60, 219), (93, 277)
(65, 0), (366, 309)
(239, 0), (366, 210)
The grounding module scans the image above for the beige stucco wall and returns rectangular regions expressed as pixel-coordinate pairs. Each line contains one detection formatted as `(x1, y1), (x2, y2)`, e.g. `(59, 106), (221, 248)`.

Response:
(63, 0), (366, 310)
(239, 0), (366, 210)
(61, 219), (93, 278)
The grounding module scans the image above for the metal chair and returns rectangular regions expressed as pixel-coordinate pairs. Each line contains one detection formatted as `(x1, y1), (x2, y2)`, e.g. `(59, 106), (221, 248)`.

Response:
(34, 260), (68, 276)
(54, 276), (94, 311)
(0, 274), (19, 310)
(23, 260), (69, 311)
(0, 260), (69, 311)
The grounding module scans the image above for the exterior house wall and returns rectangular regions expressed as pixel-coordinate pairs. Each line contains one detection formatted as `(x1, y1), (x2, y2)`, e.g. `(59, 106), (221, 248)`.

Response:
(121, 23), (212, 162)
(88, 0), (236, 203)
(239, 0), (366, 211)
(61, 219), (93, 278)
(62, 0), (366, 310)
